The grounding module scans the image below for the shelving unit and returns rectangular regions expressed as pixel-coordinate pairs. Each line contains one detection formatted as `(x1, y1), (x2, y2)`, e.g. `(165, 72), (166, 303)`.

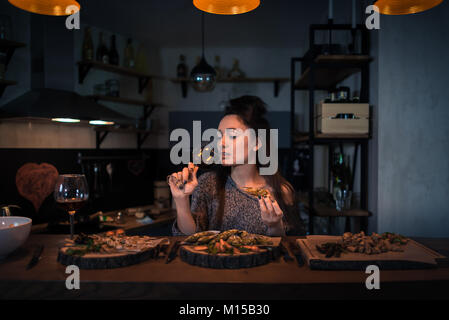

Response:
(77, 60), (165, 149)
(86, 95), (164, 149)
(171, 77), (289, 98)
(0, 39), (26, 98)
(290, 23), (372, 234)
(77, 60), (165, 94)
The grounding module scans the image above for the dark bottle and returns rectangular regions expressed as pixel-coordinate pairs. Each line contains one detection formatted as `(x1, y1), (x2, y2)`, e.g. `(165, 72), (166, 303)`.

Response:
(123, 38), (135, 68)
(109, 35), (119, 66)
(177, 55), (188, 79)
(96, 32), (109, 64)
(82, 27), (94, 61)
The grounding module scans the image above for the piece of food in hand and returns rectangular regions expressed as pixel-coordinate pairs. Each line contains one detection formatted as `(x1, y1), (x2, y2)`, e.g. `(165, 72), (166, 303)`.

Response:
(242, 187), (270, 198)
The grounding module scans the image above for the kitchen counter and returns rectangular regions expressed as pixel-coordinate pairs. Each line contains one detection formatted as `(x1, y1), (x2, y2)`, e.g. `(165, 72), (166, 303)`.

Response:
(31, 208), (176, 236)
(0, 235), (448, 299)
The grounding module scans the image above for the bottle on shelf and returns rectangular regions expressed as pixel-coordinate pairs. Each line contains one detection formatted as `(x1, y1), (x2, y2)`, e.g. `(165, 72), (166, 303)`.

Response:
(109, 35), (119, 66)
(123, 38), (135, 68)
(82, 27), (94, 61)
(96, 32), (109, 64)
(135, 45), (148, 73)
(227, 59), (245, 79)
(177, 54), (188, 79)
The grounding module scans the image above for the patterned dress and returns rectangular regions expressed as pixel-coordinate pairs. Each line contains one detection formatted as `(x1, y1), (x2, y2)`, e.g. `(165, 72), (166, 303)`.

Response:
(172, 171), (297, 236)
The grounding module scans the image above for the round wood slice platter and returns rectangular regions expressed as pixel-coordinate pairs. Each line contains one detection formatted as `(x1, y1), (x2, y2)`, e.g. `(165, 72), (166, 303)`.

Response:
(57, 246), (158, 269)
(179, 245), (281, 269)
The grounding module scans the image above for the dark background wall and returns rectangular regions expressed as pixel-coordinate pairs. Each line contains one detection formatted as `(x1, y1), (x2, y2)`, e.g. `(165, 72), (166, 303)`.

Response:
(374, 1), (449, 237)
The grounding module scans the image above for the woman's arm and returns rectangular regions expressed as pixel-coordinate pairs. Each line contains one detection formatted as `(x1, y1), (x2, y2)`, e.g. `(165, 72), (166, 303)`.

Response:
(260, 185), (293, 236)
(173, 195), (197, 235)
(168, 163), (200, 235)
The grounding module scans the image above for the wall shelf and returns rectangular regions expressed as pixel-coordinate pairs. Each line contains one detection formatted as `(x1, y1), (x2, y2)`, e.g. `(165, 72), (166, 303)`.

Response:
(294, 55), (372, 90)
(86, 95), (164, 150)
(77, 60), (164, 94)
(171, 77), (290, 98)
(293, 132), (370, 145)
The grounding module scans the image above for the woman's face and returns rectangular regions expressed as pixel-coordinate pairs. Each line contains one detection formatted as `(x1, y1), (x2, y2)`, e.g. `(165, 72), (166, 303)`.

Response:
(218, 115), (258, 166)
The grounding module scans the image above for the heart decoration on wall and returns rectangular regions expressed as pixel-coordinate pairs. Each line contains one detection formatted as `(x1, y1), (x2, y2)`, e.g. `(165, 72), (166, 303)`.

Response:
(16, 162), (59, 212)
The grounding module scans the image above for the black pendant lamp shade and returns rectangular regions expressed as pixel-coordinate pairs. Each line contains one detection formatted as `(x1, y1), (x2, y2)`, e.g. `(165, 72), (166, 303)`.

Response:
(190, 12), (217, 92)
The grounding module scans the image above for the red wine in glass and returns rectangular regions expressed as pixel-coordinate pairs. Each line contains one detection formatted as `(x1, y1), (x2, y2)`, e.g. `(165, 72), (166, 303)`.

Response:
(54, 174), (89, 239)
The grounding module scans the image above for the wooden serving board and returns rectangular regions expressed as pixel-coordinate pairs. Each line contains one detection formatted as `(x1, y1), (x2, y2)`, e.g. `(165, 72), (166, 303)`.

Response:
(180, 237), (281, 269)
(297, 236), (446, 270)
(57, 238), (169, 269)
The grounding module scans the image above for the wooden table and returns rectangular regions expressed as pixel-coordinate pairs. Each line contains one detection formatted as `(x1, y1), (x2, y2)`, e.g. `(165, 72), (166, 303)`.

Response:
(0, 235), (448, 299)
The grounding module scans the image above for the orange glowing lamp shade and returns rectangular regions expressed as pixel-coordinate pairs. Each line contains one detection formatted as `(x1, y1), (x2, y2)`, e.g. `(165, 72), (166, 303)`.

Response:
(193, 0), (260, 15)
(8, 0), (80, 16)
(374, 0), (443, 15)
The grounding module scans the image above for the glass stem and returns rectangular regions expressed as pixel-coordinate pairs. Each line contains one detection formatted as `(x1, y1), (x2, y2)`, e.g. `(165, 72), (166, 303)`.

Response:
(69, 211), (76, 239)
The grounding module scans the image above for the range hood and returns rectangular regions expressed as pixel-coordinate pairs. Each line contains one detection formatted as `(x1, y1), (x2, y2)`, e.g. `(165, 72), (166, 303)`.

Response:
(0, 15), (131, 125)
(0, 88), (130, 123)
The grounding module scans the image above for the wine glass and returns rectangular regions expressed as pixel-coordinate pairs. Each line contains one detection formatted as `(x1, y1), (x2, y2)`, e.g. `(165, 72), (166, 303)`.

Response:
(54, 174), (89, 239)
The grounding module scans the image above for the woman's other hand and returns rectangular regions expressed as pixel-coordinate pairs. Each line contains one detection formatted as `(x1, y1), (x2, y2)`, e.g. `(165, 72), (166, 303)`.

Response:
(259, 194), (283, 229)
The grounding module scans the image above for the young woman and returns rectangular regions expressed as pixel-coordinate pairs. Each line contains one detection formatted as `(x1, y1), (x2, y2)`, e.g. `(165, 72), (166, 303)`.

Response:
(169, 96), (305, 236)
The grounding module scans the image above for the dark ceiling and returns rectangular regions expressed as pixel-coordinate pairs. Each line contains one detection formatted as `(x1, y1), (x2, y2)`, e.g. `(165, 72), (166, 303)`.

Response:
(79, 0), (358, 48)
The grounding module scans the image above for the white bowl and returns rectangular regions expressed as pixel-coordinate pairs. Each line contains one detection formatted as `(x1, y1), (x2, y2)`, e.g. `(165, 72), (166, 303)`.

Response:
(0, 216), (32, 259)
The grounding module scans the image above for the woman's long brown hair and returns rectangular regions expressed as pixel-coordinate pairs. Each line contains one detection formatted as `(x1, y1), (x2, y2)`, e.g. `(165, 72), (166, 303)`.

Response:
(213, 95), (304, 235)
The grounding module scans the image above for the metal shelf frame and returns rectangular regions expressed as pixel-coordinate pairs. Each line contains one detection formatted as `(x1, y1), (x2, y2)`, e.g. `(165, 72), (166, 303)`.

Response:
(290, 23), (372, 235)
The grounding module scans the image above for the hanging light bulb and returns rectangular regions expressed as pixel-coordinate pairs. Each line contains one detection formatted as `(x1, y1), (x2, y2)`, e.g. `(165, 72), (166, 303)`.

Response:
(190, 12), (217, 92)
(374, 0), (443, 15)
(8, 0), (80, 16)
(193, 0), (260, 15)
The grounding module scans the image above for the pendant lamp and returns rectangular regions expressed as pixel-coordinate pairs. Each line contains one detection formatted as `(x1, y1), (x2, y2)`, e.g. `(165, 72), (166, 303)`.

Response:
(193, 0), (260, 15)
(190, 12), (217, 92)
(374, 0), (443, 15)
(8, 0), (80, 16)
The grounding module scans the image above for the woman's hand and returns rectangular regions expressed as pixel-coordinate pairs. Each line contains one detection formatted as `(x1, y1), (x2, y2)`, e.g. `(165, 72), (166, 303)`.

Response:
(167, 162), (199, 199)
(259, 194), (284, 229)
